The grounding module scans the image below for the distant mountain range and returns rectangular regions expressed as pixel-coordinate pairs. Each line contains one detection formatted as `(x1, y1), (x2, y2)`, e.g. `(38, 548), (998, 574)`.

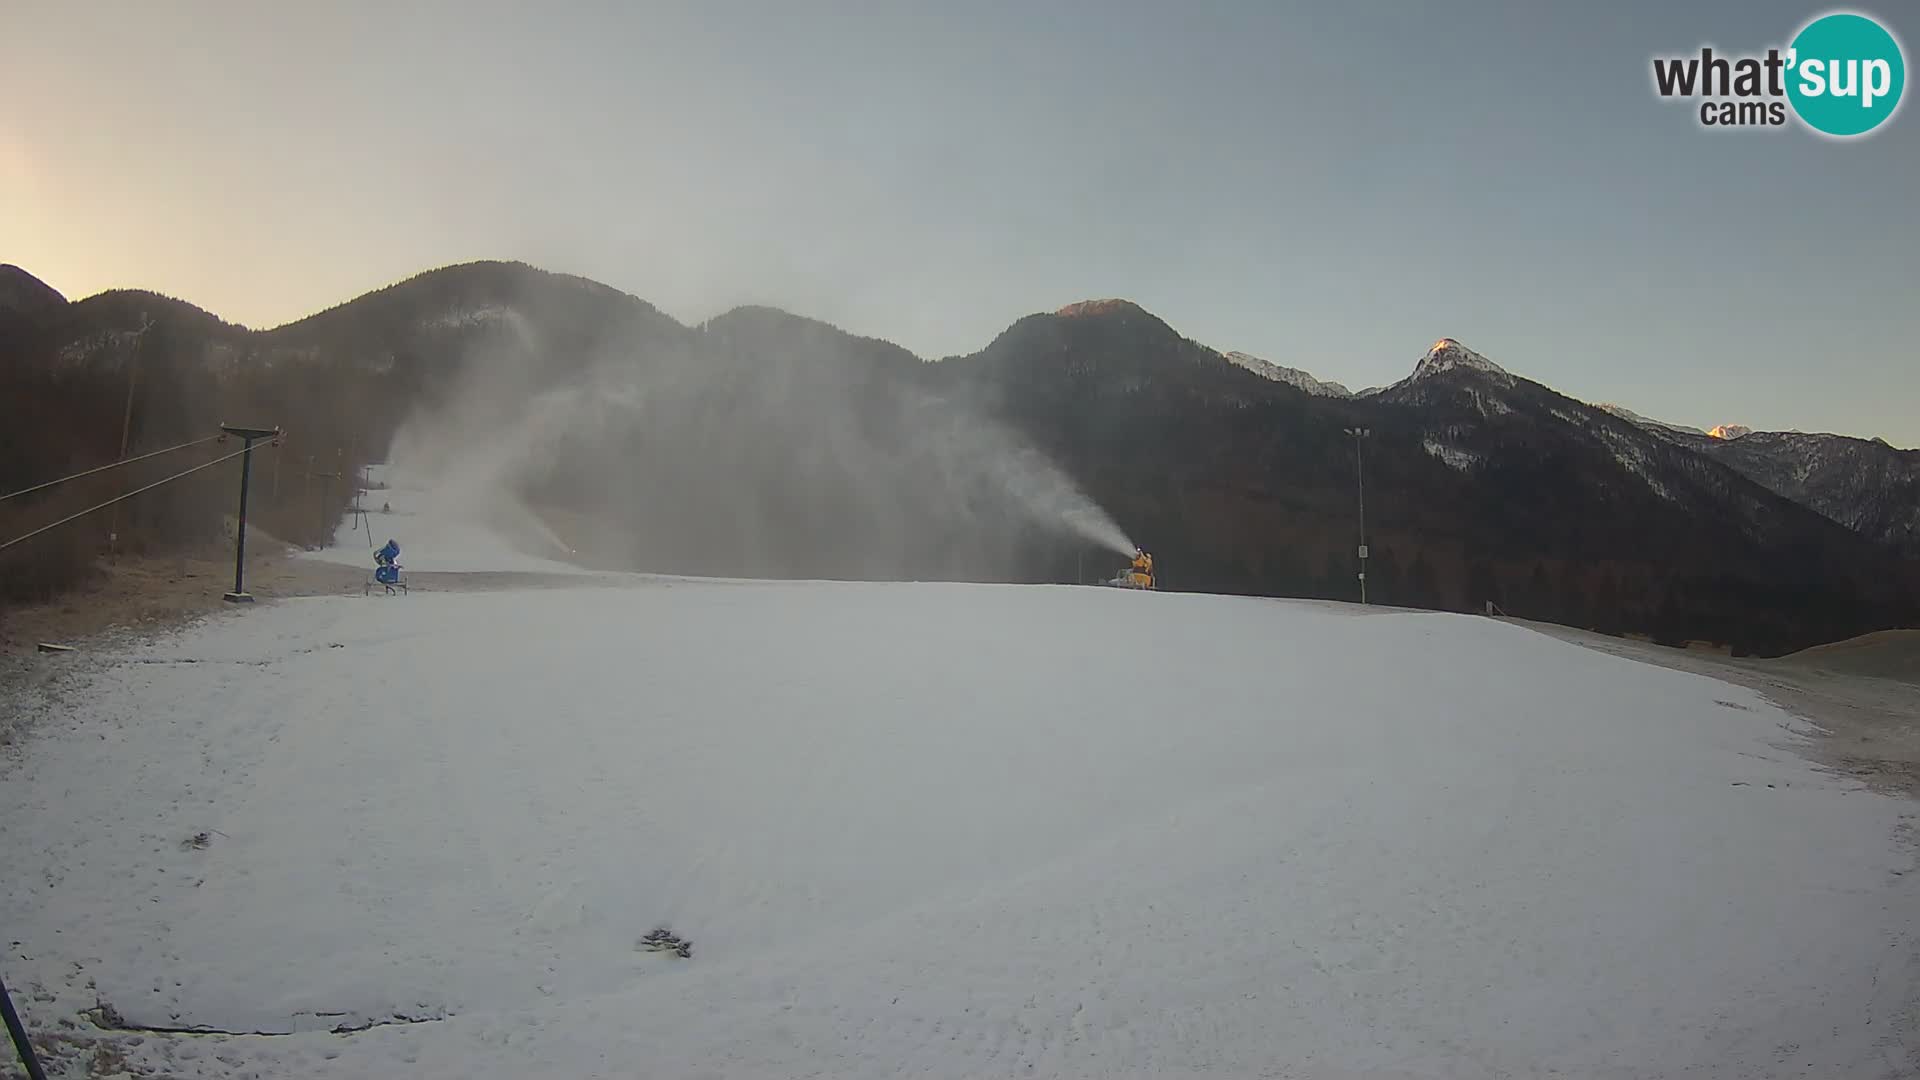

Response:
(1668, 429), (1918, 558)
(2, 260), (1913, 653)
(1100, 332), (1918, 563)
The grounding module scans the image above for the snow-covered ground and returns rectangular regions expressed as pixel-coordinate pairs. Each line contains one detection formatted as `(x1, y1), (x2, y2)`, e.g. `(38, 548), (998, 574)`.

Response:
(2, 582), (1916, 1078)
(299, 463), (588, 575)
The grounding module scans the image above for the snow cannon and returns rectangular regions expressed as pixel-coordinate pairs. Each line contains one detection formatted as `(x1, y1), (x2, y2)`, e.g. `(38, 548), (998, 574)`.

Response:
(367, 539), (407, 596)
(1108, 547), (1155, 590)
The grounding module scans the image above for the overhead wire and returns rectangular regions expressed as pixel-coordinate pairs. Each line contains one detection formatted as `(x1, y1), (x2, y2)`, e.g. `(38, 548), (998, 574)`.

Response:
(0, 440), (275, 554)
(0, 435), (222, 503)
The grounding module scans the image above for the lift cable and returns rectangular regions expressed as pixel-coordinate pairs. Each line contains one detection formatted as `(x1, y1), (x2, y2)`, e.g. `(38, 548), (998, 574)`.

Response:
(0, 440), (273, 554)
(0, 434), (222, 504)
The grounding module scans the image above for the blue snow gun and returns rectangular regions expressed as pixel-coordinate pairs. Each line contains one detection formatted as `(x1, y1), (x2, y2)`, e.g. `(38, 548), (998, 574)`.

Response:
(370, 539), (405, 593)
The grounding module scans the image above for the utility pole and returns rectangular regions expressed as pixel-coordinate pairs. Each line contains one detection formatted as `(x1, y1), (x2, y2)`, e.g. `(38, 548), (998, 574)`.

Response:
(343, 453), (369, 545)
(107, 314), (153, 555)
(220, 424), (280, 603)
(309, 464), (340, 547)
(1344, 427), (1370, 605)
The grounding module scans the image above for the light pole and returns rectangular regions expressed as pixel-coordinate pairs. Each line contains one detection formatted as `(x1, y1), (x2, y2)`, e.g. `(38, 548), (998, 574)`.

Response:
(1343, 427), (1370, 604)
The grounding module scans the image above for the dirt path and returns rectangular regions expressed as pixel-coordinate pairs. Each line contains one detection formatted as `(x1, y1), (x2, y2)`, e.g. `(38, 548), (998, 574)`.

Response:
(1506, 617), (1920, 799)
(2, 545), (357, 655)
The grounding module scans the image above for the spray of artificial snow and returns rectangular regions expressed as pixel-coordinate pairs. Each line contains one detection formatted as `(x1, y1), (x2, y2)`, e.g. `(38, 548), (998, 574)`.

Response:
(1063, 503), (1135, 557)
(962, 431), (1135, 557)
(378, 302), (1135, 576)
(379, 310), (603, 563)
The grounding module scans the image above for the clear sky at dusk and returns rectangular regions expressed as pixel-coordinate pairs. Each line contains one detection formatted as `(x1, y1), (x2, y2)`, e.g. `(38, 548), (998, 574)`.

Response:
(3, 1), (1915, 443)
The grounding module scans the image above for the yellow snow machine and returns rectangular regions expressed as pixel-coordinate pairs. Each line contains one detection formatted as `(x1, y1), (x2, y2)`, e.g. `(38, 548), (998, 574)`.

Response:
(1108, 548), (1156, 590)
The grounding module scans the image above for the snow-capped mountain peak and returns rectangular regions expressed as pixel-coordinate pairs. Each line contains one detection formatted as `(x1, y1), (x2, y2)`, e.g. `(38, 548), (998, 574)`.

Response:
(1220, 350), (1353, 397)
(1596, 403), (1706, 436)
(1409, 338), (1512, 384)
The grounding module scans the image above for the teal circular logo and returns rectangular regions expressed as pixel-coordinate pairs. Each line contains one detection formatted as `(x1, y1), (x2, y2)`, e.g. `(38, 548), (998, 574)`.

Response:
(1786, 12), (1905, 136)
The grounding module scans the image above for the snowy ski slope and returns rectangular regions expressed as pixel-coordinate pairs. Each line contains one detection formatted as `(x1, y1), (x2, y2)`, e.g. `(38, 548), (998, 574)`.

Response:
(299, 462), (588, 575)
(1, 580), (1915, 1078)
